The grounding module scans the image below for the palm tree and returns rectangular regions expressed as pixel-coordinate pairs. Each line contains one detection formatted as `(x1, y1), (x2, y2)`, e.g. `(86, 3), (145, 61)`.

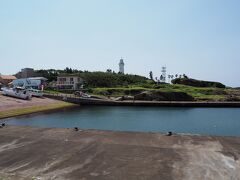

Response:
(160, 75), (163, 82)
(183, 74), (188, 79)
(170, 75), (174, 84)
(149, 71), (153, 80)
(106, 69), (112, 73)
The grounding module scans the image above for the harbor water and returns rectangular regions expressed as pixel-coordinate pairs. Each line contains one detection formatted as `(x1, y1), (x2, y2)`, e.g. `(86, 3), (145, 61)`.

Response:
(4, 106), (240, 137)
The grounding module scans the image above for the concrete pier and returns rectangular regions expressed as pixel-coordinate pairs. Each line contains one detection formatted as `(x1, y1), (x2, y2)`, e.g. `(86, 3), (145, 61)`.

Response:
(0, 126), (239, 180)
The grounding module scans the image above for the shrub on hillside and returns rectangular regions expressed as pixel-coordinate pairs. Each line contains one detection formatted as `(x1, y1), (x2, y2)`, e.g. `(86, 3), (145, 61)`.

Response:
(134, 91), (194, 101)
(172, 78), (225, 88)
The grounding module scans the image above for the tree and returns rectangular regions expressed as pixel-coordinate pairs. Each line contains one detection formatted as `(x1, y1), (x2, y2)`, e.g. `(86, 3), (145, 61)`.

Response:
(160, 75), (163, 81)
(64, 67), (73, 74)
(171, 75), (174, 84)
(106, 69), (112, 73)
(183, 74), (188, 79)
(149, 71), (153, 80)
(79, 71), (148, 87)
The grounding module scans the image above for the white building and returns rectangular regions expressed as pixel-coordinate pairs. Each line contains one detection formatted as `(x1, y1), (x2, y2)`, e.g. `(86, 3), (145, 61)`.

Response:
(119, 58), (125, 74)
(161, 66), (167, 83)
(56, 75), (83, 90)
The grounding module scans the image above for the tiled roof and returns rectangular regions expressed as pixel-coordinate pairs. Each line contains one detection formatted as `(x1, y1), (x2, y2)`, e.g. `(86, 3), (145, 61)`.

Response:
(0, 75), (17, 80)
(28, 77), (48, 81)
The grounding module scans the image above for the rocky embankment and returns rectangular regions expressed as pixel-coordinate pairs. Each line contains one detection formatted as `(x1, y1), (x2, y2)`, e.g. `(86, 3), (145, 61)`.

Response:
(172, 78), (226, 88)
(134, 91), (194, 101)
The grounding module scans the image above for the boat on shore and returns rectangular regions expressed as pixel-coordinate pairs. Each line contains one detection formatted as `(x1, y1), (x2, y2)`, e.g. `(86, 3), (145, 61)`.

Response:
(26, 88), (43, 97)
(74, 91), (91, 98)
(1, 87), (32, 100)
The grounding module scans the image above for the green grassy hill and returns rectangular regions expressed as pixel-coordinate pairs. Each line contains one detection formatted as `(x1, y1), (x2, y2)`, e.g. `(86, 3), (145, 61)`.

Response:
(41, 69), (240, 102)
(46, 83), (240, 101)
(91, 84), (240, 101)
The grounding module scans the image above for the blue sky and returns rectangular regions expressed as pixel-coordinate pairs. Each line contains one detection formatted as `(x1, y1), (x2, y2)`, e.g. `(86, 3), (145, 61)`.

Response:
(0, 0), (240, 87)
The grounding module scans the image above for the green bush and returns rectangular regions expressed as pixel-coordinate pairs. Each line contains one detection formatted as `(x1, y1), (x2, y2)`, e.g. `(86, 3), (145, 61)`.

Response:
(172, 78), (226, 88)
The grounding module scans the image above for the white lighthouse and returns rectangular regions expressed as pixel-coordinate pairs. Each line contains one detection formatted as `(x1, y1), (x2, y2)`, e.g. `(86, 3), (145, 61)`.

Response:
(119, 58), (125, 74)
(161, 66), (166, 83)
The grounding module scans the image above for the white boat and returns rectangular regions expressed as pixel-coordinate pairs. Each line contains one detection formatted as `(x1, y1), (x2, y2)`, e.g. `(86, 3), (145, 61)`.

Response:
(1, 87), (32, 100)
(26, 88), (43, 97)
(82, 93), (91, 98)
(74, 91), (91, 98)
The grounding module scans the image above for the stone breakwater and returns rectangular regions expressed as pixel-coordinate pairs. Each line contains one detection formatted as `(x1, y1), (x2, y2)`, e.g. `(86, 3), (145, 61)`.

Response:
(0, 125), (239, 180)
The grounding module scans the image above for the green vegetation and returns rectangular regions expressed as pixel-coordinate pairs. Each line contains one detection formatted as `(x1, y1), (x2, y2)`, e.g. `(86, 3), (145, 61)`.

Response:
(36, 68), (149, 88)
(65, 71), (149, 88)
(172, 78), (226, 88)
(45, 80), (240, 101)
(37, 68), (240, 101)
(0, 102), (76, 119)
(90, 84), (239, 101)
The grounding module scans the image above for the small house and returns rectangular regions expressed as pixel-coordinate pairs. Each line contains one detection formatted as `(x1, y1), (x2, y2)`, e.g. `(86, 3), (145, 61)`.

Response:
(56, 75), (84, 90)
(0, 75), (17, 86)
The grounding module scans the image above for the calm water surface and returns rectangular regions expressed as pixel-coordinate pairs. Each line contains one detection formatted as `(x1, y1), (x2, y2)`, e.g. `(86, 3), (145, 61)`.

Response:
(4, 106), (240, 136)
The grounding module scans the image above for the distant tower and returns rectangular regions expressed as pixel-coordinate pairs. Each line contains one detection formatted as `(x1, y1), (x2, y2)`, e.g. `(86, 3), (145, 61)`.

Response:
(119, 58), (125, 74)
(161, 66), (166, 83)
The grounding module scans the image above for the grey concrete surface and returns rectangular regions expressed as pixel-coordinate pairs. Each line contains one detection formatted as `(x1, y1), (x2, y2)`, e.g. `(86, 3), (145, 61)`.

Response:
(0, 126), (239, 180)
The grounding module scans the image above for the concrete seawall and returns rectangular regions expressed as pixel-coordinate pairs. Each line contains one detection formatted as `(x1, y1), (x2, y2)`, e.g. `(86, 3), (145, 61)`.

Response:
(0, 94), (76, 119)
(44, 94), (240, 107)
(0, 125), (239, 180)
